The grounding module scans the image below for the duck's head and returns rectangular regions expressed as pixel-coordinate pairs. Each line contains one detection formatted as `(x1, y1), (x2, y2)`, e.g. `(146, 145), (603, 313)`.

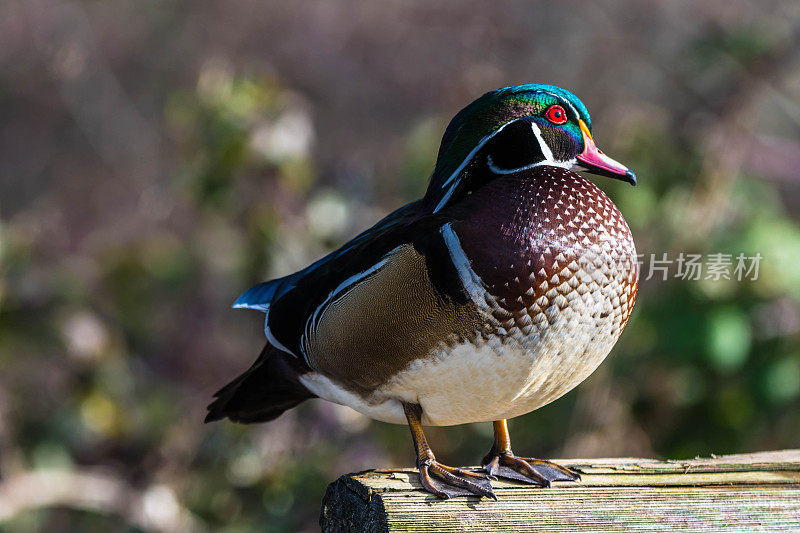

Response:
(425, 84), (636, 212)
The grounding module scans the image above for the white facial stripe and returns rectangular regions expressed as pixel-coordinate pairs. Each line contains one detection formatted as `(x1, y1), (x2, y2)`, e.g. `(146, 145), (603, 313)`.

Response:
(483, 121), (576, 175)
(530, 121), (554, 161)
(440, 122), (511, 188)
(440, 223), (485, 302)
(434, 122), (514, 213)
(434, 183), (458, 213)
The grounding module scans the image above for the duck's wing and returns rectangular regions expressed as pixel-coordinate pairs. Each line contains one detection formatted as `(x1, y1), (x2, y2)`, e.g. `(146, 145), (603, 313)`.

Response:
(234, 200), (483, 388)
(234, 197), (476, 367)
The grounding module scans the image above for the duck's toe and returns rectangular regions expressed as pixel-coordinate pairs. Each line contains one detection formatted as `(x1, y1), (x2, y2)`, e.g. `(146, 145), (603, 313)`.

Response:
(417, 460), (497, 500)
(482, 453), (580, 486)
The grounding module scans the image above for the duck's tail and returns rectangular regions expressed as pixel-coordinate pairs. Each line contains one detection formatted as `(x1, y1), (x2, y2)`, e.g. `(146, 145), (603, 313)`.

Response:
(205, 344), (316, 424)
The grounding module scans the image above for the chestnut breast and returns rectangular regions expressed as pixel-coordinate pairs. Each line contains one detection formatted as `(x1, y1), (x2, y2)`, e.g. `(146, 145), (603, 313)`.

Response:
(453, 165), (638, 340)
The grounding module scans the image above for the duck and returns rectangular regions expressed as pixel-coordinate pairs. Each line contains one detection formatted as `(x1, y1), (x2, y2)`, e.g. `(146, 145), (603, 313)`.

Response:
(206, 84), (639, 500)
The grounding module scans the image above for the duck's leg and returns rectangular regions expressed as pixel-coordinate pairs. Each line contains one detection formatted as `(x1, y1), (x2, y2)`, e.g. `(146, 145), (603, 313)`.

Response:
(402, 402), (496, 500)
(481, 419), (581, 486)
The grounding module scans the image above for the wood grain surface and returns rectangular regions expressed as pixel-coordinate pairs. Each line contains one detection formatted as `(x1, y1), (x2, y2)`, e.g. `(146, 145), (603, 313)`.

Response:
(320, 450), (800, 532)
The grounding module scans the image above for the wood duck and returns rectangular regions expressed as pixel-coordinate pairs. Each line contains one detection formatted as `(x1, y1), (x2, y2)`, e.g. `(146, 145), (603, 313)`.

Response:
(206, 84), (639, 500)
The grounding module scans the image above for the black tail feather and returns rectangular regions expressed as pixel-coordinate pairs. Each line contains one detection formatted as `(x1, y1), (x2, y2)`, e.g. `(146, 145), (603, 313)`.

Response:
(205, 345), (315, 424)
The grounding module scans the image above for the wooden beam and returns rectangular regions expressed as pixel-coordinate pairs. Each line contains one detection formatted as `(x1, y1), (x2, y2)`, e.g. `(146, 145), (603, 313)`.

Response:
(320, 450), (800, 532)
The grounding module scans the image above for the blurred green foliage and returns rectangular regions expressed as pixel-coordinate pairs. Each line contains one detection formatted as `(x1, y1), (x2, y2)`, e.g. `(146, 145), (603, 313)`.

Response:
(1, 2), (799, 531)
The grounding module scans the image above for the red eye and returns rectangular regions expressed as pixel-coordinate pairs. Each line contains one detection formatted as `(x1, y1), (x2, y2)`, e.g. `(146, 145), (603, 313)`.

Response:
(545, 105), (567, 125)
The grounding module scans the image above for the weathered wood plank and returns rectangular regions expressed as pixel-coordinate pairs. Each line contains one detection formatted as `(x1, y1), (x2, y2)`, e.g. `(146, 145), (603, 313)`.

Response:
(320, 450), (800, 532)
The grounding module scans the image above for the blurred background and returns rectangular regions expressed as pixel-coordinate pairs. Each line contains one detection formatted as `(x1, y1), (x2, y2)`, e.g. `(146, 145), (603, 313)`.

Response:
(2, 0), (800, 531)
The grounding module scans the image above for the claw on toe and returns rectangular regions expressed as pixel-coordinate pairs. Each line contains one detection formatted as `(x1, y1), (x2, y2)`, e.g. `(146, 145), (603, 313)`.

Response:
(479, 420), (580, 489)
(418, 460), (497, 500)
(482, 453), (580, 486)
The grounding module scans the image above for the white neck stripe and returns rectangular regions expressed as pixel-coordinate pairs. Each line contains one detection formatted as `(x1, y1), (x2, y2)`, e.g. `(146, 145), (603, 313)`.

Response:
(486, 156), (573, 175)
